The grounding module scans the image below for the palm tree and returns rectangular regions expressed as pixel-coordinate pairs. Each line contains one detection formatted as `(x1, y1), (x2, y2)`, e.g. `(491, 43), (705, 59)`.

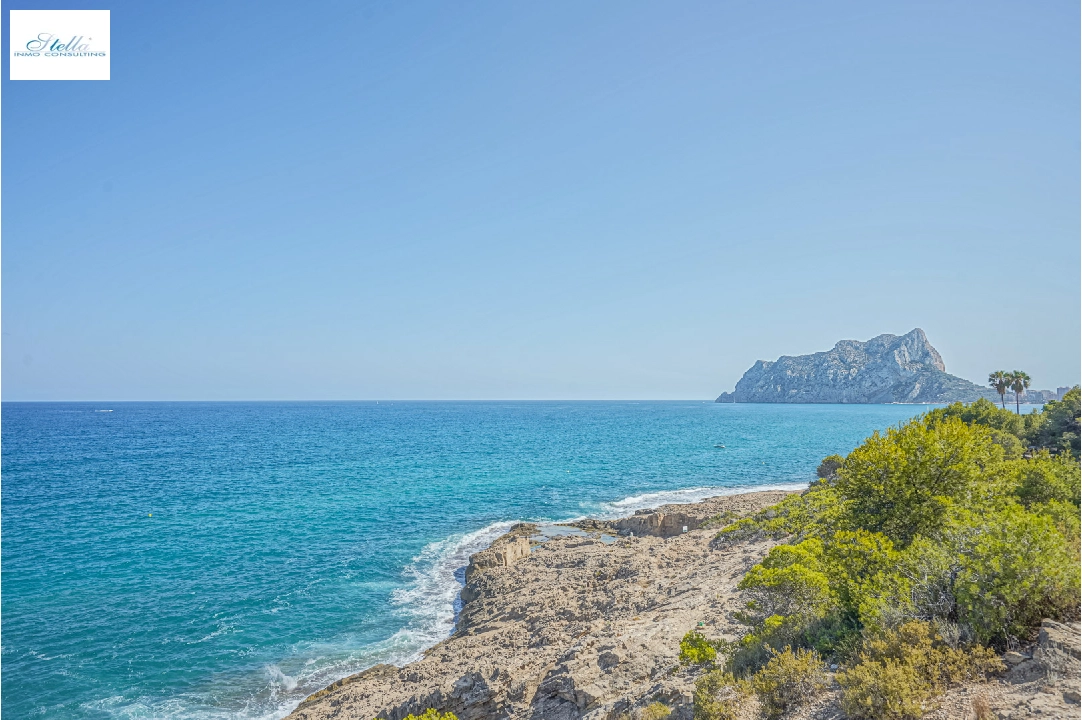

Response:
(1008, 370), (1031, 414)
(988, 371), (1010, 409)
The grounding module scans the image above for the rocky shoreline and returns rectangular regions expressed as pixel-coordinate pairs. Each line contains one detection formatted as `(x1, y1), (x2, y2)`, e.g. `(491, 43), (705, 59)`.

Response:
(286, 490), (1081, 720)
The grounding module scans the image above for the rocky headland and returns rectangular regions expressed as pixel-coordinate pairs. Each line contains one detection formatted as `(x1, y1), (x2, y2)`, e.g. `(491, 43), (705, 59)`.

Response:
(286, 490), (1080, 720)
(715, 329), (1002, 404)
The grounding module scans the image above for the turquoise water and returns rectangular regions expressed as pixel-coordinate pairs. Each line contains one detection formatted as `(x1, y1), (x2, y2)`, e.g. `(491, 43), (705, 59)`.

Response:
(1, 401), (928, 719)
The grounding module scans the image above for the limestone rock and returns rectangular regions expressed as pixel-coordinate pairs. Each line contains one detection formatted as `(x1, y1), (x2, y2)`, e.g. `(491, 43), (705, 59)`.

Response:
(1003, 651), (1030, 666)
(1035, 619), (1081, 677)
(715, 328), (999, 404)
(466, 534), (532, 578)
(615, 511), (699, 538)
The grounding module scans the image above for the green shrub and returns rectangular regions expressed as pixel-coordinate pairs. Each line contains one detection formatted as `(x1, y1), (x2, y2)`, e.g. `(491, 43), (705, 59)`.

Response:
(712, 397), (1078, 693)
(822, 529), (899, 615)
(837, 621), (1002, 720)
(817, 454), (845, 480)
(926, 397), (1026, 437)
(954, 505), (1081, 644)
(803, 613), (863, 662)
(737, 539), (835, 627)
(850, 503), (1081, 646)
(400, 711), (458, 720)
(837, 655), (928, 720)
(1011, 453), (1081, 508)
(730, 548), (836, 673)
(679, 630), (721, 666)
(836, 417), (1003, 546)
(1031, 386), (1080, 456)
(750, 647), (828, 719)
(692, 670), (751, 720)
(1034, 499), (1081, 558)
(926, 397), (1050, 457)
(866, 535), (952, 626)
(858, 621), (1002, 687)
(988, 429), (1026, 459)
(637, 701), (671, 720)
(714, 516), (763, 545)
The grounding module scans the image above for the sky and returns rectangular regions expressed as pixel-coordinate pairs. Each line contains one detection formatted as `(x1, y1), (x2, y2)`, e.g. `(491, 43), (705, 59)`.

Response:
(2, 0), (1079, 400)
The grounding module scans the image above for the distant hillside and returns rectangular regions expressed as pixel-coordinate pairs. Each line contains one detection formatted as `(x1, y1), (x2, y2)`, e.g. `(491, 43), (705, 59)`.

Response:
(715, 329), (1001, 404)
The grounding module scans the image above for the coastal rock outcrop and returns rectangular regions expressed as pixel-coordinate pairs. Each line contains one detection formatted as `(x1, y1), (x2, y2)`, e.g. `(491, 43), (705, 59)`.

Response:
(287, 492), (794, 720)
(614, 510), (701, 538)
(715, 328), (999, 404)
(465, 528), (533, 578)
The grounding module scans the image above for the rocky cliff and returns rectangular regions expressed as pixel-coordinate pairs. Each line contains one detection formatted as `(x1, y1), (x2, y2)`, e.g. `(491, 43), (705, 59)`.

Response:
(716, 329), (999, 404)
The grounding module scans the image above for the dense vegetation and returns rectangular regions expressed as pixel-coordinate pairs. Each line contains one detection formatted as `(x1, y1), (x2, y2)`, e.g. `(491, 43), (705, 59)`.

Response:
(690, 388), (1081, 719)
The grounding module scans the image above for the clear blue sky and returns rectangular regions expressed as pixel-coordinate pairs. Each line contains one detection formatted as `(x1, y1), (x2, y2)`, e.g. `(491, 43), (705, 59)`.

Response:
(3, 0), (1079, 400)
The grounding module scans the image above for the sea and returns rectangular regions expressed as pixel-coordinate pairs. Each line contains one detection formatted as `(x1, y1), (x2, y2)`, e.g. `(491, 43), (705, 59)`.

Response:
(2, 401), (935, 719)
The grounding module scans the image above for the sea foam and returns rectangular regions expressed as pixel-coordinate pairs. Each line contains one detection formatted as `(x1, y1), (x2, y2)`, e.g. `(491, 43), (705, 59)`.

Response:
(390, 520), (517, 657)
(596, 482), (809, 518)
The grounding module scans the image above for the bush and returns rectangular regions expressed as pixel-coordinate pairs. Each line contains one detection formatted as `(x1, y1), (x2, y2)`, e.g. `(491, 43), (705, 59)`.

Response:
(1011, 453), (1081, 508)
(636, 702), (671, 720)
(731, 540), (837, 672)
(1031, 386), (1080, 456)
(925, 397), (1047, 458)
(680, 630), (721, 666)
(401, 712), (458, 720)
(737, 539), (835, 627)
(837, 621), (1002, 719)
(871, 535), (953, 625)
(836, 417), (1003, 546)
(859, 621), (1002, 687)
(954, 505), (1081, 644)
(822, 529), (899, 616)
(988, 428), (1026, 459)
(750, 647), (828, 719)
(926, 397), (1026, 437)
(837, 655), (928, 720)
(849, 503), (1081, 646)
(709, 397), (1077, 704)
(693, 670), (751, 720)
(1034, 499), (1081, 558)
(817, 454), (845, 480)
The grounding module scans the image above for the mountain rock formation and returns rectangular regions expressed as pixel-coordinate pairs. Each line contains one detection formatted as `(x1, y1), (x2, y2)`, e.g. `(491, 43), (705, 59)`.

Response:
(715, 328), (999, 404)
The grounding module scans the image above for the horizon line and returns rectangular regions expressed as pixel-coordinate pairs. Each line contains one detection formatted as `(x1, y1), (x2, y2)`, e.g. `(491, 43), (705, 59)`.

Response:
(0, 398), (1057, 405)
(2, 398), (721, 403)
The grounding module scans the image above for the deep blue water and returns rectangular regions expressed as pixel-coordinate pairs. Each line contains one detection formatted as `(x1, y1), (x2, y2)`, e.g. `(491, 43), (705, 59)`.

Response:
(1, 401), (930, 719)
